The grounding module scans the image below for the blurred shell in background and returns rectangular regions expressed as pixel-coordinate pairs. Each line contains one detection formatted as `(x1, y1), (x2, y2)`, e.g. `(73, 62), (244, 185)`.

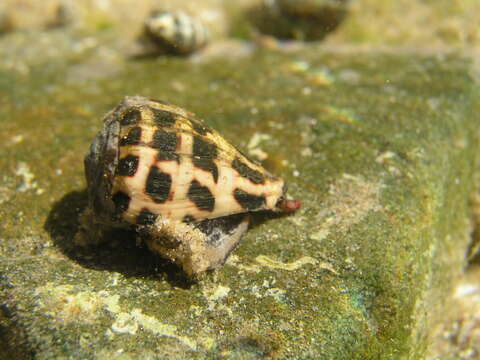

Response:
(251, 0), (350, 41)
(141, 10), (209, 56)
(276, 0), (349, 16)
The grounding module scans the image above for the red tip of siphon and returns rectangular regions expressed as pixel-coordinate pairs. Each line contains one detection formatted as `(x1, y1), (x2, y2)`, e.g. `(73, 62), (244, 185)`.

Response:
(279, 199), (302, 213)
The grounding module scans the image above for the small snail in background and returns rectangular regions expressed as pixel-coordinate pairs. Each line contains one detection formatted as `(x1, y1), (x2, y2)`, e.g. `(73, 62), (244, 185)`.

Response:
(84, 96), (301, 276)
(251, 0), (350, 41)
(141, 10), (209, 56)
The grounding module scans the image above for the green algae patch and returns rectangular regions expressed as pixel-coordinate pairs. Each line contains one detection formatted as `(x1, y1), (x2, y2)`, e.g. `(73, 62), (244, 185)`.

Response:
(0, 44), (478, 359)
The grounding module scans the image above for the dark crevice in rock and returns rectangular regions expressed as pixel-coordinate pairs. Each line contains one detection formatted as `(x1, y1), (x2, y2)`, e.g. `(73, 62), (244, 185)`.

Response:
(0, 302), (34, 360)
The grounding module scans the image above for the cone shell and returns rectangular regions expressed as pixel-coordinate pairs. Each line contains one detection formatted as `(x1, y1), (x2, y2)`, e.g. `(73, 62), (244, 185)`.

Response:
(85, 96), (290, 227)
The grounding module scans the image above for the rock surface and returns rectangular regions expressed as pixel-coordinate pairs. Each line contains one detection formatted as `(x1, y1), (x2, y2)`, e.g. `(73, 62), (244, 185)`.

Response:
(1, 1), (479, 359)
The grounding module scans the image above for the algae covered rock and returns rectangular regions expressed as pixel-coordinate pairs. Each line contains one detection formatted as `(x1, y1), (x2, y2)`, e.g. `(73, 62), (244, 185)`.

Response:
(0, 30), (478, 360)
